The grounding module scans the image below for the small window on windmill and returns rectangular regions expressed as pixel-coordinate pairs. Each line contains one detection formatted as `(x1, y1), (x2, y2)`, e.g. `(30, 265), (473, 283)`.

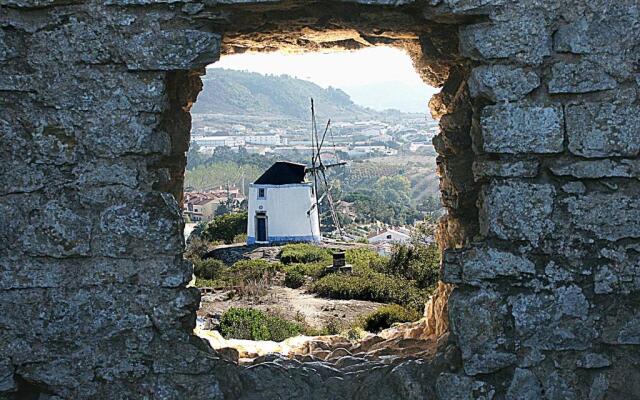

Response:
(258, 188), (266, 199)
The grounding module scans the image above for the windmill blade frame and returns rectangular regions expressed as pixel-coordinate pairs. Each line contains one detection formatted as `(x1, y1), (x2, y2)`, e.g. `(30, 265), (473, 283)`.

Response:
(309, 98), (346, 237)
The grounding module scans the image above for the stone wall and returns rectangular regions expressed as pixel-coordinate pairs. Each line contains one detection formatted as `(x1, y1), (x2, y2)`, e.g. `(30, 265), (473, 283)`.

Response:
(1, 0), (639, 398)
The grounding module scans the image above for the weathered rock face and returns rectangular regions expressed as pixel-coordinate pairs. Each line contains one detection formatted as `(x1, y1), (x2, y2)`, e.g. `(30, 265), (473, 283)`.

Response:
(1, 0), (639, 398)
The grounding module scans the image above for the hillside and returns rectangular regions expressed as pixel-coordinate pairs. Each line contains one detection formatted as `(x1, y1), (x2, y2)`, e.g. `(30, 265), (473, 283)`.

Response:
(192, 69), (380, 121)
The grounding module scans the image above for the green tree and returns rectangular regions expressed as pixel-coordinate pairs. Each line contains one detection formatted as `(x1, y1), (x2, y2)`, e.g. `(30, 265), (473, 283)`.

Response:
(201, 212), (248, 244)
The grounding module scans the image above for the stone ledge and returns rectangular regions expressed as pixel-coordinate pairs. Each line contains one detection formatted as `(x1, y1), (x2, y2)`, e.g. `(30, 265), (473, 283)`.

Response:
(548, 158), (640, 178)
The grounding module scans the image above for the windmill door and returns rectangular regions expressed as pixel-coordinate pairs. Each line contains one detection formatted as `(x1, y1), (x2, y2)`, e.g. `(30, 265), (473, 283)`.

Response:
(256, 214), (267, 242)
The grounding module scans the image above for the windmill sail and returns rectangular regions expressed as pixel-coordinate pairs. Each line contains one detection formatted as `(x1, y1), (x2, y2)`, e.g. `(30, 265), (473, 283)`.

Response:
(307, 98), (346, 237)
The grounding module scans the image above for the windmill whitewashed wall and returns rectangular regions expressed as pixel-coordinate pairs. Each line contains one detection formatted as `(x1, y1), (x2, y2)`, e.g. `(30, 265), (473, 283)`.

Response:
(246, 183), (321, 244)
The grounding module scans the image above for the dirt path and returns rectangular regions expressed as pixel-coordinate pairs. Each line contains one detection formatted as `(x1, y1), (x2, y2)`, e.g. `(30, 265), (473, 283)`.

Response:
(198, 285), (385, 329)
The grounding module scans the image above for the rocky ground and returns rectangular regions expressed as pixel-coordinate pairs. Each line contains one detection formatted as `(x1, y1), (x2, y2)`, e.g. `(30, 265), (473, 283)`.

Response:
(197, 284), (384, 330)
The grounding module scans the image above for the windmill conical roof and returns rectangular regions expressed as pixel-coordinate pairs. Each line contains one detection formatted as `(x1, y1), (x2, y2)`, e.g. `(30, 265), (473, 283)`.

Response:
(254, 161), (307, 185)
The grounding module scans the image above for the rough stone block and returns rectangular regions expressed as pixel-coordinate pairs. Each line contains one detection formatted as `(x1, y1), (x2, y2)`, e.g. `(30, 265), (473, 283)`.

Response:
(469, 65), (539, 101)
(0, 256), (192, 290)
(124, 30), (220, 70)
(553, 2), (639, 80)
(576, 353), (611, 369)
(544, 371), (578, 400)
(480, 104), (564, 154)
(439, 0), (504, 13)
(548, 60), (617, 93)
(0, 359), (16, 393)
(565, 191), (640, 241)
(449, 289), (515, 375)
(36, 66), (166, 113)
(473, 159), (540, 179)
(480, 181), (555, 246)
(93, 192), (183, 258)
(72, 159), (142, 188)
(19, 200), (92, 258)
(435, 373), (494, 400)
(27, 18), (120, 66)
(82, 111), (171, 158)
(589, 374), (608, 400)
(506, 368), (541, 400)
(460, 18), (552, 65)
(566, 102), (640, 157)
(594, 255), (640, 294)
(549, 158), (640, 178)
(509, 286), (595, 351)
(561, 181), (586, 195)
(602, 308), (640, 344)
(442, 247), (536, 286)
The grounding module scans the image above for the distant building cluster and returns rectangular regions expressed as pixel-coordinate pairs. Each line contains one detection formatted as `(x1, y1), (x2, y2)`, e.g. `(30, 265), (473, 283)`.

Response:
(193, 134), (288, 154)
(190, 115), (439, 158)
(183, 187), (246, 222)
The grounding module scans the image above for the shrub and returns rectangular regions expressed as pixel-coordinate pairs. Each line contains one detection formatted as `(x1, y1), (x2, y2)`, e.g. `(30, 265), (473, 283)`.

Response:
(201, 212), (248, 244)
(280, 243), (332, 265)
(345, 247), (388, 272)
(184, 237), (210, 262)
(284, 270), (305, 289)
(226, 259), (279, 286)
(322, 317), (343, 335)
(219, 307), (303, 341)
(233, 233), (248, 244)
(310, 271), (428, 312)
(359, 304), (420, 333)
(193, 258), (226, 280)
(384, 243), (440, 289)
(283, 261), (326, 280)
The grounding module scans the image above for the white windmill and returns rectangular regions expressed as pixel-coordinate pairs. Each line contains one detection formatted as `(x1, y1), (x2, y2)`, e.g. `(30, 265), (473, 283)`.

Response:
(246, 99), (346, 245)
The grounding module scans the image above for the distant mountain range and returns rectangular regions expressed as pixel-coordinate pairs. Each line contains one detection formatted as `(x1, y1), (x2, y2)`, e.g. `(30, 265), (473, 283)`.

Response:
(192, 69), (420, 121)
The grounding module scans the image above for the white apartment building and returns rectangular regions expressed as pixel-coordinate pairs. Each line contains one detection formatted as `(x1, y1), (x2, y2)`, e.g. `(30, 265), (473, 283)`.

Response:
(245, 134), (288, 146)
(192, 136), (246, 148)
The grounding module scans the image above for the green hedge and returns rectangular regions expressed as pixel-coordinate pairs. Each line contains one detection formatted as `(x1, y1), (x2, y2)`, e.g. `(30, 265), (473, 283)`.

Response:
(310, 271), (428, 312)
(280, 243), (332, 265)
(219, 307), (303, 341)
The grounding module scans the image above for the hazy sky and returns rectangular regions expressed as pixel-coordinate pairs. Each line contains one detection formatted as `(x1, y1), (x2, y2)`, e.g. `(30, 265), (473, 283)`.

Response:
(209, 47), (438, 112)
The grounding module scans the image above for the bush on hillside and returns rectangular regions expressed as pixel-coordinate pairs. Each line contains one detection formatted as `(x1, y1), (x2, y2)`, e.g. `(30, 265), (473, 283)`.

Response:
(201, 212), (248, 244)
(283, 261), (327, 279)
(219, 307), (303, 341)
(280, 243), (332, 264)
(227, 259), (279, 285)
(383, 243), (440, 289)
(284, 270), (305, 289)
(310, 271), (428, 312)
(359, 304), (420, 333)
(193, 258), (226, 280)
(345, 247), (388, 271)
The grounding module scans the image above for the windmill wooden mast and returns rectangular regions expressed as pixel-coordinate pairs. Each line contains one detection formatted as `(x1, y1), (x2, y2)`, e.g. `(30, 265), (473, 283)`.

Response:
(307, 98), (347, 237)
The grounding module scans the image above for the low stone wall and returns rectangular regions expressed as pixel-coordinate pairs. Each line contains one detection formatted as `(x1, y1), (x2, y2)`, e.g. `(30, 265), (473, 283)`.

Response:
(1, 0), (639, 398)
